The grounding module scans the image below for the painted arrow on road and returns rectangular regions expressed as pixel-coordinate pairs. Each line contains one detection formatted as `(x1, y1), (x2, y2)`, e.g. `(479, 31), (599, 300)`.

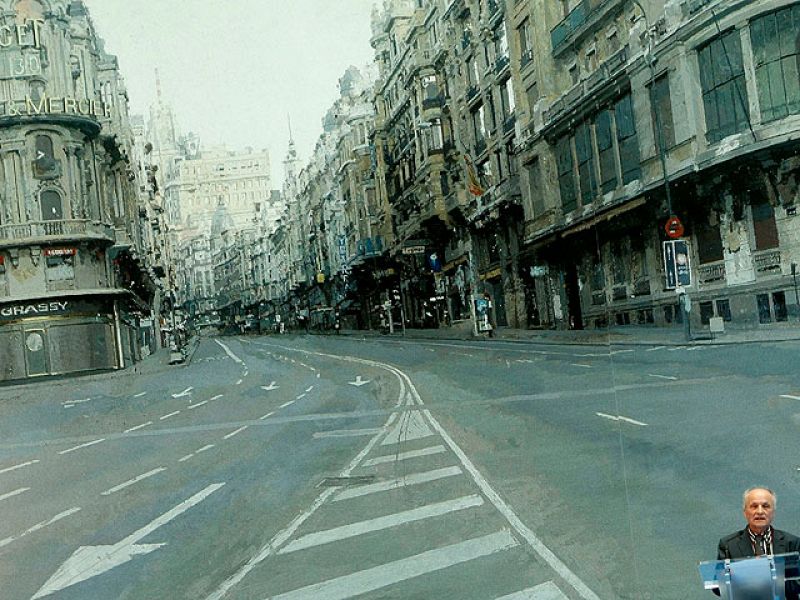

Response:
(32, 483), (225, 599)
(171, 387), (193, 398)
(348, 376), (370, 387)
(261, 382), (279, 391)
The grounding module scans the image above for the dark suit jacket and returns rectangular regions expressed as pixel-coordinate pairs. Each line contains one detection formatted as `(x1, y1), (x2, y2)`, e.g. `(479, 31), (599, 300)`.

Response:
(715, 528), (800, 599)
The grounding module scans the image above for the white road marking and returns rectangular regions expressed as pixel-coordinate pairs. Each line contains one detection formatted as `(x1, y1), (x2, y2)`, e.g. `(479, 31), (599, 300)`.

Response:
(305, 386), (314, 392)
(646, 346), (666, 352)
(210, 394), (224, 401)
(196, 444), (215, 454)
(363, 445), (447, 466)
(243, 370), (248, 377)
(62, 398), (91, 406)
(296, 393), (306, 399)
(0, 459), (40, 475)
(171, 387), (194, 398)
(316, 372), (321, 378)
(261, 382), (279, 391)
(610, 349), (635, 355)
(215, 339), (243, 364)
(178, 453), (195, 463)
(272, 530), (518, 600)
(160, 410), (180, 420)
(259, 411), (275, 420)
(223, 426), (248, 440)
(279, 494), (484, 555)
(496, 581), (569, 599)
(133, 392), (147, 398)
(381, 411), (433, 445)
(123, 421), (152, 434)
(596, 412), (648, 426)
(313, 428), (383, 439)
(0, 487), (30, 502)
(334, 466), (463, 501)
(570, 363), (592, 368)
(668, 346), (686, 352)
(0, 507), (81, 550)
(648, 374), (678, 381)
(279, 400), (295, 409)
(236, 379), (243, 385)
(348, 375), (370, 386)
(187, 400), (208, 409)
(58, 438), (106, 455)
(64, 404), (75, 409)
(101, 467), (166, 496)
(33, 484), (224, 599)
(780, 394), (800, 401)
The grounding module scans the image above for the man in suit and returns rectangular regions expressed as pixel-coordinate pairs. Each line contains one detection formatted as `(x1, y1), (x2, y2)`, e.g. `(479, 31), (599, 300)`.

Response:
(716, 487), (800, 598)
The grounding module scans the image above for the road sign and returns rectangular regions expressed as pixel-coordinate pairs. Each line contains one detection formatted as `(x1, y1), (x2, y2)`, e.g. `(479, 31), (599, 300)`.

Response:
(665, 215), (684, 239)
(402, 245), (426, 255)
(663, 239), (691, 289)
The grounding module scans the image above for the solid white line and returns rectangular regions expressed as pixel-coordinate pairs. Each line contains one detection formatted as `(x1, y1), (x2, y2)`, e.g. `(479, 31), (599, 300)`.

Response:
(101, 467), (166, 496)
(210, 394), (224, 401)
(0, 507), (81, 549)
(196, 444), (215, 454)
(495, 581), (569, 599)
(58, 438), (105, 455)
(187, 400), (208, 409)
(313, 428), (384, 439)
(279, 494), (484, 555)
(780, 394), (800, 401)
(133, 392), (147, 398)
(215, 339), (243, 364)
(259, 411), (275, 420)
(0, 459), (40, 475)
(363, 445), (447, 466)
(646, 346), (666, 352)
(0, 487), (30, 502)
(124, 421), (152, 433)
(224, 426), (248, 440)
(570, 363), (592, 368)
(204, 412), (401, 600)
(160, 410), (180, 420)
(272, 530), (517, 600)
(648, 374), (678, 381)
(279, 400), (295, 409)
(334, 466), (462, 501)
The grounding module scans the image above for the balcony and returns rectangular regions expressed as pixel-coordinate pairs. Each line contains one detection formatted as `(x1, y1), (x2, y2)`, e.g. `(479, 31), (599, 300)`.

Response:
(466, 85), (480, 104)
(550, 0), (622, 58)
(494, 54), (510, 76)
(502, 114), (516, 135)
(0, 219), (116, 249)
(698, 261), (726, 285)
(754, 249), (781, 274)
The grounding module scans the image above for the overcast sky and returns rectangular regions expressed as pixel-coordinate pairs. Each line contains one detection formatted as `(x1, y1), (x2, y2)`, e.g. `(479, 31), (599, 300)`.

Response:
(84, 0), (378, 188)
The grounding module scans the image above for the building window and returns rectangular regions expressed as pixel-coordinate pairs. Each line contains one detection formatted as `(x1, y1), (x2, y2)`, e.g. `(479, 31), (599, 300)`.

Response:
(716, 298), (732, 321)
(45, 252), (75, 283)
(614, 93), (640, 184)
(699, 301), (714, 325)
(695, 218), (723, 264)
(752, 200), (779, 250)
(698, 31), (749, 143)
(525, 157), (544, 216)
(595, 109), (617, 193)
(501, 78), (515, 116)
(750, 5), (800, 123)
(40, 190), (63, 221)
(33, 134), (59, 179)
(574, 121), (596, 204)
(526, 82), (539, 114)
(556, 135), (577, 213)
(650, 74), (676, 152)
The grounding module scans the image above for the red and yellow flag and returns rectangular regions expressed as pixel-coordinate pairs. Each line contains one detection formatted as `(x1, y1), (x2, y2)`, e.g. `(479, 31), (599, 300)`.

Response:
(463, 154), (484, 197)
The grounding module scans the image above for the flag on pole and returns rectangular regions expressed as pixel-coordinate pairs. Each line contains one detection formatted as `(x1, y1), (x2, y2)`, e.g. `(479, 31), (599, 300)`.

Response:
(463, 154), (485, 197)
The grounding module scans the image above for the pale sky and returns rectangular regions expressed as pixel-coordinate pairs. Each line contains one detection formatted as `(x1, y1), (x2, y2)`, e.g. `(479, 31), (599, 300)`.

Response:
(84, 0), (378, 188)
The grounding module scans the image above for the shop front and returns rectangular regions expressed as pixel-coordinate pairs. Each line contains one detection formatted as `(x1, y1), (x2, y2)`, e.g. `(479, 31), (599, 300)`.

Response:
(0, 293), (123, 382)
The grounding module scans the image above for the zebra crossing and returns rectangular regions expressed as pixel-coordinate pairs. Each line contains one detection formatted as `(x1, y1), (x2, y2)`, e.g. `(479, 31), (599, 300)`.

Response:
(220, 409), (577, 600)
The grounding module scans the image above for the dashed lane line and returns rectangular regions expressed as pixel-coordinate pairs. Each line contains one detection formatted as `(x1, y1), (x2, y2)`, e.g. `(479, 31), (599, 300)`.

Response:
(0, 459), (40, 475)
(0, 487), (30, 502)
(101, 467), (166, 496)
(596, 412), (648, 427)
(58, 438), (105, 455)
(188, 400), (208, 410)
(259, 411), (275, 420)
(279, 400), (295, 409)
(648, 374), (678, 381)
(160, 410), (181, 420)
(223, 426), (248, 440)
(0, 507), (81, 550)
(780, 394), (800, 401)
(123, 421), (152, 434)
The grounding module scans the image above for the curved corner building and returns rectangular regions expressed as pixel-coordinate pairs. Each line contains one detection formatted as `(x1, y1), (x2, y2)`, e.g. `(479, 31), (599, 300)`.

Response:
(0, 0), (156, 382)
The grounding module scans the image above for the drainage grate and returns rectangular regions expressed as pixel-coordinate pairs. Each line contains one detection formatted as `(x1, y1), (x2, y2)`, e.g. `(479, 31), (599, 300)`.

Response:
(317, 475), (377, 488)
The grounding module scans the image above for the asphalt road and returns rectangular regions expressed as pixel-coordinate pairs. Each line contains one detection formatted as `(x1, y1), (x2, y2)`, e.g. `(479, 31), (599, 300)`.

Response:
(1, 333), (799, 599)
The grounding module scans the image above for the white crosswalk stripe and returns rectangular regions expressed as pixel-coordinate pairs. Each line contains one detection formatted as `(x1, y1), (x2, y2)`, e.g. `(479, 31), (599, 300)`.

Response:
(334, 466), (463, 501)
(495, 581), (570, 599)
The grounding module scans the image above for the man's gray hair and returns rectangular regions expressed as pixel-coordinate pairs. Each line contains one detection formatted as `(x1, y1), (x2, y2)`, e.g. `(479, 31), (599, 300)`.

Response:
(743, 486), (776, 509)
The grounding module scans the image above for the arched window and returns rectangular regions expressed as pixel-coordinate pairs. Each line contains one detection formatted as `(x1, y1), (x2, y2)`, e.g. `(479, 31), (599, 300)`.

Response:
(33, 134), (59, 179)
(40, 190), (63, 221)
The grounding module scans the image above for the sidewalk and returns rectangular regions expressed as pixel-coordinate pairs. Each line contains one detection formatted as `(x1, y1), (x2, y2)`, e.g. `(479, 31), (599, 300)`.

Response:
(334, 321), (800, 347)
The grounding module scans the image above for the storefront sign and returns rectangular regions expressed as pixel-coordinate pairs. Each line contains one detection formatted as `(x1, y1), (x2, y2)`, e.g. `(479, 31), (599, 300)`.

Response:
(0, 19), (45, 49)
(44, 247), (76, 257)
(0, 297), (112, 322)
(1, 300), (68, 319)
(402, 245), (426, 255)
(0, 95), (112, 118)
